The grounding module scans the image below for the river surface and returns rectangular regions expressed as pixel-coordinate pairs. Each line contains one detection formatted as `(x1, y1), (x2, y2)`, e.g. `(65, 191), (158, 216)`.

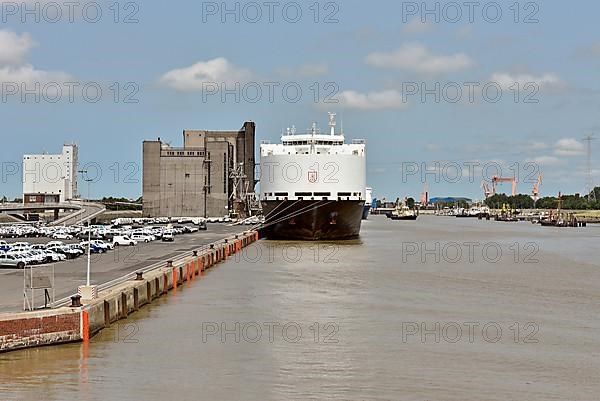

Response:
(1, 216), (599, 400)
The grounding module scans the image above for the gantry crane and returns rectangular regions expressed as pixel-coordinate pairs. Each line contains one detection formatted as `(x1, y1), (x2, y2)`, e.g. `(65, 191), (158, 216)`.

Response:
(491, 175), (517, 196)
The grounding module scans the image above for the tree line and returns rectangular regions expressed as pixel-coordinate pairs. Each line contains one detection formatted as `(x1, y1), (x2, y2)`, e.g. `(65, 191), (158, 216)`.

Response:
(483, 187), (600, 210)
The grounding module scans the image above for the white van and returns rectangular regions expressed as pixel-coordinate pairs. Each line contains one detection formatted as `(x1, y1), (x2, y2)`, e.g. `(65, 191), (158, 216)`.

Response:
(112, 236), (137, 246)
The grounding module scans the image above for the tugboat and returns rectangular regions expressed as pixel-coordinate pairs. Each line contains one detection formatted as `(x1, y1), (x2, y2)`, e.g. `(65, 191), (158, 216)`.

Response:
(387, 199), (418, 221)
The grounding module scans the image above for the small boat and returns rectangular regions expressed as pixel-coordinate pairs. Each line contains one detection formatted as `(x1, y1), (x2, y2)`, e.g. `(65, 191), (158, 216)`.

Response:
(387, 200), (418, 221)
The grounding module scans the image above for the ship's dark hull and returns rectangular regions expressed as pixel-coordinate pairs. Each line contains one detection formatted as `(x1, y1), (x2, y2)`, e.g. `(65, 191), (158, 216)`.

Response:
(261, 200), (365, 240)
(390, 215), (418, 221)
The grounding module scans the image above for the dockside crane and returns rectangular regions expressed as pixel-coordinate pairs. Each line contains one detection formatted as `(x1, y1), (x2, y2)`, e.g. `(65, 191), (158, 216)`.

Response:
(491, 175), (517, 196)
(531, 174), (542, 203)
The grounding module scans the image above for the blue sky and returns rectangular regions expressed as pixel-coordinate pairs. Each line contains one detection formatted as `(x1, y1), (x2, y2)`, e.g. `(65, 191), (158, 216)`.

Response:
(1, 0), (599, 201)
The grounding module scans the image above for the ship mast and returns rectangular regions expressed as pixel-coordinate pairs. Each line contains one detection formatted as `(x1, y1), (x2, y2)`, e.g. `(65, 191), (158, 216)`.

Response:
(328, 112), (336, 136)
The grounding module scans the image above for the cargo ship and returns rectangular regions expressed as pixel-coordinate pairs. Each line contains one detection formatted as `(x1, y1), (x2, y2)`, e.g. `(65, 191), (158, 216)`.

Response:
(260, 113), (366, 240)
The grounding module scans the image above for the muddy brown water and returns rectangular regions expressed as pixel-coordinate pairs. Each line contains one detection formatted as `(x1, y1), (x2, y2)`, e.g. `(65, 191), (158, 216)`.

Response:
(1, 216), (599, 400)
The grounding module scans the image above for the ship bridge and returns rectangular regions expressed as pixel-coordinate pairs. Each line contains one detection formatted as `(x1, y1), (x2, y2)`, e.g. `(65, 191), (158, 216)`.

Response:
(259, 113), (366, 203)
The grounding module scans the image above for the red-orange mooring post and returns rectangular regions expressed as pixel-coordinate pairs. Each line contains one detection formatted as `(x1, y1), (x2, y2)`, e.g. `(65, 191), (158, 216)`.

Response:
(173, 267), (177, 289)
(82, 310), (89, 343)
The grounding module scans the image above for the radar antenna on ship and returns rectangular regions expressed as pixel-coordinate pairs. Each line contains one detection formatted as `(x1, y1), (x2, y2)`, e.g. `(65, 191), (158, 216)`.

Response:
(328, 112), (337, 136)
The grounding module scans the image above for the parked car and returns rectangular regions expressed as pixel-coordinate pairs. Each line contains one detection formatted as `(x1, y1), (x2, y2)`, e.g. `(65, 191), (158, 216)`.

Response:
(91, 240), (114, 251)
(52, 232), (74, 240)
(112, 236), (137, 246)
(7, 251), (39, 265)
(47, 245), (81, 259)
(9, 242), (31, 251)
(131, 233), (153, 243)
(45, 250), (67, 262)
(0, 254), (27, 269)
(162, 231), (174, 242)
(79, 241), (107, 254)
(198, 221), (207, 231)
(0, 241), (10, 252)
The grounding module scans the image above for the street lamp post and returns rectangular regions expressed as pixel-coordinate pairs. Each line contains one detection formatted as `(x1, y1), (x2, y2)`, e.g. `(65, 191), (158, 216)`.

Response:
(77, 169), (97, 300)
(84, 177), (92, 286)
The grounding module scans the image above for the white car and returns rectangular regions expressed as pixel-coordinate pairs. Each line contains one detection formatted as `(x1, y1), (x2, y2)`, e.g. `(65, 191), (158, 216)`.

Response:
(131, 233), (153, 243)
(91, 240), (114, 250)
(52, 232), (74, 240)
(162, 231), (175, 242)
(112, 236), (137, 246)
(9, 243), (31, 252)
(7, 251), (39, 265)
(0, 254), (27, 269)
(46, 251), (67, 262)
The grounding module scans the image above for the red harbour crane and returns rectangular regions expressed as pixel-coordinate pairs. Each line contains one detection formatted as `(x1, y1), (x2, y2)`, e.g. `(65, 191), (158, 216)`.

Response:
(491, 175), (517, 196)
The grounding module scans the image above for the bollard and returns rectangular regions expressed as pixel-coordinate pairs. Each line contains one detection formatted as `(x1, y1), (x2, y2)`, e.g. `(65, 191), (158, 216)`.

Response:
(167, 260), (174, 268)
(210, 244), (214, 250)
(71, 295), (82, 308)
(193, 250), (198, 257)
(135, 271), (144, 281)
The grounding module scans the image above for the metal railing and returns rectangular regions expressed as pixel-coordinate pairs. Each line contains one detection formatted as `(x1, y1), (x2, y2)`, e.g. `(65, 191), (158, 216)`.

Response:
(52, 233), (251, 308)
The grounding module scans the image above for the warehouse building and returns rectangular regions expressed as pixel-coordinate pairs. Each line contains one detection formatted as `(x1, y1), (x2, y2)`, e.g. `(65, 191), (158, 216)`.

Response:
(142, 121), (255, 218)
(22, 144), (78, 204)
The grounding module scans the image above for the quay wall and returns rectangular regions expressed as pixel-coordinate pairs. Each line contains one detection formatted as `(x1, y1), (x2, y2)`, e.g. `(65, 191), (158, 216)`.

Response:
(0, 231), (259, 353)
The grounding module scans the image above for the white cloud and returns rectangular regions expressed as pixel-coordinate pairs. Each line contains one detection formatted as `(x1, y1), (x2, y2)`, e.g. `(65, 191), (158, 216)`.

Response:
(0, 30), (35, 66)
(337, 89), (407, 110)
(402, 19), (434, 34)
(159, 57), (252, 91)
(277, 63), (329, 78)
(554, 138), (585, 157)
(0, 64), (69, 84)
(0, 29), (70, 89)
(528, 156), (567, 167)
(366, 43), (473, 74)
(490, 72), (565, 90)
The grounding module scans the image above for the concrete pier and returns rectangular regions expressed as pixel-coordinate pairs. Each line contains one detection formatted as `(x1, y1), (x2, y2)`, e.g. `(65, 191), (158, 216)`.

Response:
(0, 231), (258, 353)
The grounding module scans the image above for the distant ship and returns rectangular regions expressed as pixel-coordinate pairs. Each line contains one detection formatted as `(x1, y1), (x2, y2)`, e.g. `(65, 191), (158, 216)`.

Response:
(260, 113), (366, 240)
(362, 187), (373, 219)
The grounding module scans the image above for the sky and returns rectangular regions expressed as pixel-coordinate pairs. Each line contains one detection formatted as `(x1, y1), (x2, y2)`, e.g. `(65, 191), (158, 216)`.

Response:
(1, 0), (599, 201)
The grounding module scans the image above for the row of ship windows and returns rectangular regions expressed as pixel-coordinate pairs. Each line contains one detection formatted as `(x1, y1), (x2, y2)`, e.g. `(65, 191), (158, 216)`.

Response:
(280, 150), (361, 155)
(164, 151), (206, 157)
(281, 141), (344, 145)
(264, 192), (362, 197)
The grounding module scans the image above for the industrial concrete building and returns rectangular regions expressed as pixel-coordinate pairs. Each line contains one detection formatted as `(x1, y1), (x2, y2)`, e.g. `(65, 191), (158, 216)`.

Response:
(22, 144), (78, 204)
(142, 122), (255, 218)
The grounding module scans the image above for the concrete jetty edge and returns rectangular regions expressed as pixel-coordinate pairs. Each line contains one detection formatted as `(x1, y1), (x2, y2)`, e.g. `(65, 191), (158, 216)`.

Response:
(0, 231), (259, 354)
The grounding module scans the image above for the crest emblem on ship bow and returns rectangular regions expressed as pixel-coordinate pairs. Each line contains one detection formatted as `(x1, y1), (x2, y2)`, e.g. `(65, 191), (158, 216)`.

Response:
(308, 170), (318, 183)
